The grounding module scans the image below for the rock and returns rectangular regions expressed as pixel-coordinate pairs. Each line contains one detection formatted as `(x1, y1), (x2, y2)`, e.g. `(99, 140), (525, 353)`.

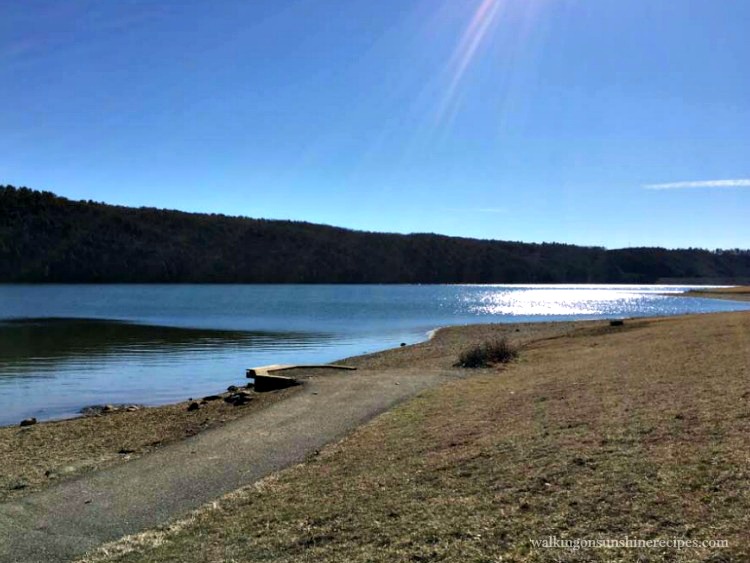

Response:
(45, 465), (78, 480)
(81, 403), (143, 416)
(187, 401), (201, 412)
(227, 385), (238, 392)
(19, 418), (37, 427)
(610, 319), (625, 327)
(9, 479), (28, 491)
(118, 448), (136, 454)
(202, 395), (222, 402)
(400, 342), (406, 347)
(224, 392), (253, 406)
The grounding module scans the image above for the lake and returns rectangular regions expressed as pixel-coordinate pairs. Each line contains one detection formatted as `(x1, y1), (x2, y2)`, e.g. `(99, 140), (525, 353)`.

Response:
(1, 284), (749, 425)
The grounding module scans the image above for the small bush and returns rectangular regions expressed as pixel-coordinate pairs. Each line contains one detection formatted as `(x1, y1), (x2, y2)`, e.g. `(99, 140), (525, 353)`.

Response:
(454, 338), (518, 368)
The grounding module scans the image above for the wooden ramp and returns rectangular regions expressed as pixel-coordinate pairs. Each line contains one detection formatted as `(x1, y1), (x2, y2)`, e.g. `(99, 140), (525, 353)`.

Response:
(246, 364), (357, 392)
(246, 364), (356, 377)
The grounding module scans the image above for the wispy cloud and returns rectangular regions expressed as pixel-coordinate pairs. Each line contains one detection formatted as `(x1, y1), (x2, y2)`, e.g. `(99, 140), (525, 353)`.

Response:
(644, 179), (750, 190)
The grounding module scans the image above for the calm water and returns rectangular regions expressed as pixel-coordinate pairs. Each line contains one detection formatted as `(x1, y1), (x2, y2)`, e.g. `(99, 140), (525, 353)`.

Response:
(1, 284), (749, 425)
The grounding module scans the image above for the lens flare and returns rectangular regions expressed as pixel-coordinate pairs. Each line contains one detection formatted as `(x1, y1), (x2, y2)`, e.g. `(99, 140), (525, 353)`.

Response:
(438, 0), (506, 123)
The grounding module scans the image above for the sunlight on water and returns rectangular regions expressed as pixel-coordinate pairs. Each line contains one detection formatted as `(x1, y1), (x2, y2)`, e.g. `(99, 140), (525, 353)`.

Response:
(466, 286), (659, 316)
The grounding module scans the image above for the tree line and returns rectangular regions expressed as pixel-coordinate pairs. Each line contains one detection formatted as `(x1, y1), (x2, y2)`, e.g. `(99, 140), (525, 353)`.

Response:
(1, 185), (749, 284)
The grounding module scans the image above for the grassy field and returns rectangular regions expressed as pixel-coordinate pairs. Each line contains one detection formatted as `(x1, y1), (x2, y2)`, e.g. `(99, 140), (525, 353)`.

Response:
(79, 312), (750, 563)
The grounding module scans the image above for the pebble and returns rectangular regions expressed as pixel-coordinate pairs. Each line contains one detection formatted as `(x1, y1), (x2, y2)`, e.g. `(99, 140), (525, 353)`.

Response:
(19, 418), (37, 427)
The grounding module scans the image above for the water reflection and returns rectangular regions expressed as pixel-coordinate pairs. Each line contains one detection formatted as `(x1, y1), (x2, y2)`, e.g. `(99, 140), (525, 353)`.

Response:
(0, 318), (331, 379)
(0, 319), (345, 424)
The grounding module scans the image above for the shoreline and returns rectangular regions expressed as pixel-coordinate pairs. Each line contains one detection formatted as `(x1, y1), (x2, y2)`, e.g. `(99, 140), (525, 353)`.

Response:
(0, 317), (587, 503)
(2, 309), (748, 505)
(3, 293), (747, 430)
(0, 383), (302, 502)
(4, 284), (748, 427)
(679, 285), (750, 302)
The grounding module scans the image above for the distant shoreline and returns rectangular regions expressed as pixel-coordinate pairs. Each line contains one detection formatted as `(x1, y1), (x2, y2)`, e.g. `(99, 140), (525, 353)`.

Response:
(681, 285), (750, 302)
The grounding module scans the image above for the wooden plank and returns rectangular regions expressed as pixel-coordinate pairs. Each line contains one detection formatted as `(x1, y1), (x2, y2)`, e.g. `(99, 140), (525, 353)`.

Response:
(245, 364), (357, 378)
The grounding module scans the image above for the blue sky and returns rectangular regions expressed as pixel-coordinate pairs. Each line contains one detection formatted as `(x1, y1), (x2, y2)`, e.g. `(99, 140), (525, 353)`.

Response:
(1, 0), (748, 249)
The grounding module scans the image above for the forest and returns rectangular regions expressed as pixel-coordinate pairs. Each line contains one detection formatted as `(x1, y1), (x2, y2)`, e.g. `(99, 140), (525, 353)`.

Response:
(1, 185), (749, 284)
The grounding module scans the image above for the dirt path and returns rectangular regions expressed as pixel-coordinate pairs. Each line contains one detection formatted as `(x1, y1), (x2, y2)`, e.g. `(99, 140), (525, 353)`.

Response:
(0, 367), (456, 563)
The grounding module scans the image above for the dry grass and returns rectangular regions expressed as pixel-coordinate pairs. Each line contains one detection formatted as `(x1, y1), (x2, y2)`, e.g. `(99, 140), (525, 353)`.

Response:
(0, 386), (300, 501)
(454, 338), (518, 368)
(80, 312), (750, 562)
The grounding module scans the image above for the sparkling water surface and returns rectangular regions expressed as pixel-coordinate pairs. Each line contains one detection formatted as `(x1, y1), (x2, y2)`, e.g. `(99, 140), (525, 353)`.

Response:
(1, 284), (748, 424)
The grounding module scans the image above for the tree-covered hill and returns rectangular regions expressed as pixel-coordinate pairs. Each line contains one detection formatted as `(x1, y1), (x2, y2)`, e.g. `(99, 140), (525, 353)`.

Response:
(1, 185), (748, 283)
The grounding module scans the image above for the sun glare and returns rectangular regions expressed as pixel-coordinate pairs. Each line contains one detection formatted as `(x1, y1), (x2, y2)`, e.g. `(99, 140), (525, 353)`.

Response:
(438, 0), (506, 122)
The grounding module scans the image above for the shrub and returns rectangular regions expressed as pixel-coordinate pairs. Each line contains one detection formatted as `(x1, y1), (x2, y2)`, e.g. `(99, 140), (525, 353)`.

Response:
(454, 338), (518, 368)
